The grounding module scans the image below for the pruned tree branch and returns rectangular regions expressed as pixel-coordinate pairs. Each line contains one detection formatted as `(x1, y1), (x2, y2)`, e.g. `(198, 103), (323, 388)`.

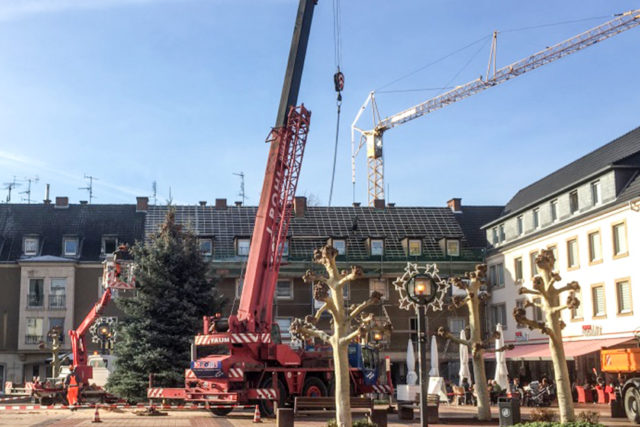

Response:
(519, 287), (542, 296)
(437, 327), (471, 347)
(290, 318), (331, 344)
(483, 344), (515, 354)
(303, 269), (327, 285)
(349, 291), (382, 318)
(338, 265), (363, 286)
(555, 281), (580, 295)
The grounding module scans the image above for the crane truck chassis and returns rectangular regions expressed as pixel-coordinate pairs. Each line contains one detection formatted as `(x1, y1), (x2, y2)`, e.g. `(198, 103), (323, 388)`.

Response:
(601, 347), (640, 423)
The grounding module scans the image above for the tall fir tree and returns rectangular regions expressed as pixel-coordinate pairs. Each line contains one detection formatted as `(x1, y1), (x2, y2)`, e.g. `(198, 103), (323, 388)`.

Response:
(107, 209), (225, 401)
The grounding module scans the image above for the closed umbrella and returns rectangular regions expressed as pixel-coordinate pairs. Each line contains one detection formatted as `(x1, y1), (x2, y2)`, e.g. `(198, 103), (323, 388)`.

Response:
(429, 335), (439, 377)
(458, 329), (470, 385)
(494, 323), (510, 393)
(406, 339), (417, 385)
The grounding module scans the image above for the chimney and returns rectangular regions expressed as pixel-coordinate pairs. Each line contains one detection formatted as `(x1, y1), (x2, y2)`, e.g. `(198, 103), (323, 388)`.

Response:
(55, 197), (69, 209)
(447, 198), (462, 213)
(294, 196), (307, 217)
(44, 184), (51, 204)
(388, 202), (395, 208)
(235, 201), (242, 207)
(79, 200), (88, 205)
(215, 198), (227, 209)
(352, 202), (361, 207)
(199, 201), (207, 207)
(373, 198), (385, 209)
(136, 196), (149, 212)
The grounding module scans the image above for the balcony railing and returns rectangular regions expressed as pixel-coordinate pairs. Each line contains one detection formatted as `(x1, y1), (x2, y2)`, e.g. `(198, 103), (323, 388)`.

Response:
(25, 335), (42, 345)
(27, 293), (44, 308)
(48, 294), (66, 309)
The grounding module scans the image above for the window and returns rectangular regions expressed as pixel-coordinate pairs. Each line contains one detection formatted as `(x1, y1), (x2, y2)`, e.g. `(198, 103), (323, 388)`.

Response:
(408, 239), (421, 256)
(590, 180), (601, 206)
(517, 216), (523, 236)
(369, 279), (388, 300)
(514, 257), (523, 282)
(370, 239), (384, 256)
(515, 300), (525, 328)
(571, 290), (583, 319)
(49, 278), (66, 309)
(569, 190), (579, 214)
(533, 298), (544, 322)
(446, 239), (460, 257)
(616, 279), (632, 315)
(24, 237), (39, 256)
(548, 245), (558, 271)
(63, 237), (78, 256)
(533, 208), (540, 229)
(28, 279), (44, 307)
(490, 304), (507, 330)
(276, 280), (293, 300)
(448, 318), (465, 335)
(489, 265), (496, 287)
(237, 238), (250, 256)
(101, 236), (118, 255)
(612, 222), (628, 258)
(567, 238), (579, 269)
(25, 317), (43, 344)
(48, 318), (65, 344)
(588, 231), (602, 264)
(235, 278), (244, 298)
(332, 239), (346, 255)
(530, 251), (538, 277)
(592, 284), (606, 317)
(275, 318), (291, 342)
(550, 200), (558, 222)
(198, 239), (213, 256)
(499, 224), (505, 242)
(496, 263), (504, 287)
(492, 228), (498, 244)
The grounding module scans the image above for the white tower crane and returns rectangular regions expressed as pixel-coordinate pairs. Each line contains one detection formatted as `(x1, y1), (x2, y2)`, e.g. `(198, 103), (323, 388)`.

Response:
(352, 9), (640, 206)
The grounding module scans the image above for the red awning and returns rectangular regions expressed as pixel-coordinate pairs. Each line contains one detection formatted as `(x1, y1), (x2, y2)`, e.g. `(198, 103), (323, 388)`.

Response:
(485, 337), (634, 360)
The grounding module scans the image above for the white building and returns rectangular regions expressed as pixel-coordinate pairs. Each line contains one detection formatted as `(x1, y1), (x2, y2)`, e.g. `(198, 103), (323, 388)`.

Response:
(482, 126), (640, 383)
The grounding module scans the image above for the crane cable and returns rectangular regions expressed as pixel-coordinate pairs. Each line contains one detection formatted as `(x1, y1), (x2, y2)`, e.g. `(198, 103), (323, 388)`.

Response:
(328, 0), (343, 207)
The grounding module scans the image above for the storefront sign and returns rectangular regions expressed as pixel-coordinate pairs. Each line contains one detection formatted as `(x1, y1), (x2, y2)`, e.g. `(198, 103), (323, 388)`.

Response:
(515, 331), (529, 342)
(582, 324), (602, 337)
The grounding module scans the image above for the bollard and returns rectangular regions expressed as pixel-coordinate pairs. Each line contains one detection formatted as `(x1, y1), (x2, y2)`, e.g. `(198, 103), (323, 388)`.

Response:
(276, 407), (294, 427)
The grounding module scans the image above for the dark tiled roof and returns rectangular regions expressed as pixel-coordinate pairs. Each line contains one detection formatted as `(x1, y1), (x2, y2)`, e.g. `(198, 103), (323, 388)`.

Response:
(146, 205), (486, 261)
(618, 171), (640, 203)
(502, 126), (640, 217)
(454, 206), (504, 248)
(0, 204), (145, 262)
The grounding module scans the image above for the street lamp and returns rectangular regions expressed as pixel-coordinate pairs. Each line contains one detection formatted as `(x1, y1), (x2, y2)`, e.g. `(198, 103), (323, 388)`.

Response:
(405, 275), (437, 427)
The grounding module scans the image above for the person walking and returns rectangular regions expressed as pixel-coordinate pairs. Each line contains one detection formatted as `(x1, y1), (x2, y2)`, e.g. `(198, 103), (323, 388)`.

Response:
(65, 367), (80, 409)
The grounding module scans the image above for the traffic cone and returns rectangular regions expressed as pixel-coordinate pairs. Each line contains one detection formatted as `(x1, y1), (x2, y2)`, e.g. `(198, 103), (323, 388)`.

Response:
(92, 405), (102, 423)
(253, 404), (261, 423)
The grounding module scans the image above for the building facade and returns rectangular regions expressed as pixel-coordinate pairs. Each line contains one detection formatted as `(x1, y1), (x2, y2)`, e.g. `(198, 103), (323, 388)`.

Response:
(0, 197), (145, 387)
(483, 126), (640, 383)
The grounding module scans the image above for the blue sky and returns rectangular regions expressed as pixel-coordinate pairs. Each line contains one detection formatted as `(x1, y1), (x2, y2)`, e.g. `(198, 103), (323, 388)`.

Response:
(1, 0), (639, 207)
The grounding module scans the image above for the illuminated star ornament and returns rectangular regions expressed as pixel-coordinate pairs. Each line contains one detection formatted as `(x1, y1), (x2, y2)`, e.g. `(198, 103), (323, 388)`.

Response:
(393, 263), (449, 312)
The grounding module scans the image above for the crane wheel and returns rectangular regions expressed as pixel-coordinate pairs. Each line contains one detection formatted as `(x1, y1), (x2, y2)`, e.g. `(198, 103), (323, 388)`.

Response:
(625, 386), (640, 424)
(258, 377), (287, 418)
(302, 377), (328, 397)
(209, 407), (233, 416)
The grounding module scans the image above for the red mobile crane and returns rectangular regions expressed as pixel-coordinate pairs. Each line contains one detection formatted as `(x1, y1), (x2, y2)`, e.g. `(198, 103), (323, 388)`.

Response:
(31, 246), (136, 404)
(147, 0), (392, 416)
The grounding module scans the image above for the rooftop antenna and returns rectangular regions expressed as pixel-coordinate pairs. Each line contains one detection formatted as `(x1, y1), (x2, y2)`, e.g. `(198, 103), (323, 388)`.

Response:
(233, 172), (247, 205)
(3, 176), (20, 203)
(20, 176), (40, 204)
(152, 181), (158, 205)
(79, 174), (98, 204)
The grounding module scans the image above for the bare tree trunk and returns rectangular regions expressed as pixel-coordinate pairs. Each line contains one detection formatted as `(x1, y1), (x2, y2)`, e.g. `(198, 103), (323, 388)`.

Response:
(548, 311), (574, 423)
(471, 354), (491, 421)
(334, 340), (352, 427)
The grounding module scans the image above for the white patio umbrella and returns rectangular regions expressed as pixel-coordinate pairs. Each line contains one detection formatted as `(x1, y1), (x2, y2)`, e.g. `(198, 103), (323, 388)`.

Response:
(406, 339), (418, 385)
(494, 323), (510, 393)
(458, 329), (471, 385)
(429, 335), (439, 377)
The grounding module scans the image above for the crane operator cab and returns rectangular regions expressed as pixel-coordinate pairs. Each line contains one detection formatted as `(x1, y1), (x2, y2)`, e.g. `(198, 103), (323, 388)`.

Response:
(348, 343), (379, 386)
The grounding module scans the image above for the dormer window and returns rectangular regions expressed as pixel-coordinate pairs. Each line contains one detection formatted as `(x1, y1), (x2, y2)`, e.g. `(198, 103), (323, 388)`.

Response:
(492, 227), (498, 244)
(498, 224), (505, 242)
(236, 238), (250, 256)
(533, 208), (540, 229)
(198, 238), (213, 256)
(23, 237), (39, 256)
(408, 239), (421, 256)
(446, 239), (460, 257)
(63, 237), (79, 256)
(329, 238), (346, 255)
(590, 180), (601, 205)
(569, 190), (579, 214)
(101, 236), (118, 256)
(370, 239), (384, 256)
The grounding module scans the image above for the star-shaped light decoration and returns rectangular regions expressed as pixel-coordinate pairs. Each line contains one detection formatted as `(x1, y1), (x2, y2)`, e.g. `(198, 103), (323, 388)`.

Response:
(393, 262), (449, 312)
